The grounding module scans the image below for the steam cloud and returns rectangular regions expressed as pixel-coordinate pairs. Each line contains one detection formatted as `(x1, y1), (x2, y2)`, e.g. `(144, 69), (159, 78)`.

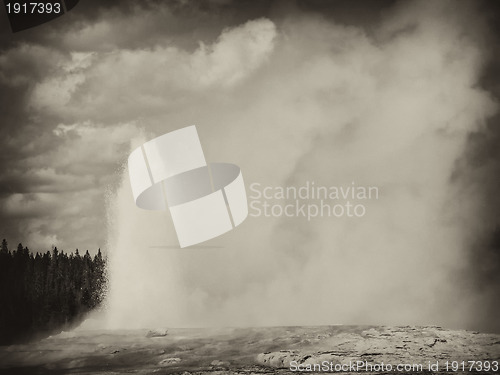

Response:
(100, 1), (498, 331)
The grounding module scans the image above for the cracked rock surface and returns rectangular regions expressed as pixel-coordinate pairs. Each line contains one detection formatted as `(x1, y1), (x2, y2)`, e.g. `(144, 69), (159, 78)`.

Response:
(256, 326), (500, 373)
(0, 326), (498, 374)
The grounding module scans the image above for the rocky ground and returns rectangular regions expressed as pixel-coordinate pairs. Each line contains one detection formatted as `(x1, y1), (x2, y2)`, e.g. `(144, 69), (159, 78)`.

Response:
(0, 325), (498, 374)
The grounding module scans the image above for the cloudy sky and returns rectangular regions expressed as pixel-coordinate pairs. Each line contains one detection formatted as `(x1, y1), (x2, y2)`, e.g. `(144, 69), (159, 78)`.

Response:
(1, 0), (499, 332)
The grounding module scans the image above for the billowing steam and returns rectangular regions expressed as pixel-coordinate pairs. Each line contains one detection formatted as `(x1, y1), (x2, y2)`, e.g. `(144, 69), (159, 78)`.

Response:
(102, 2), (498, 331)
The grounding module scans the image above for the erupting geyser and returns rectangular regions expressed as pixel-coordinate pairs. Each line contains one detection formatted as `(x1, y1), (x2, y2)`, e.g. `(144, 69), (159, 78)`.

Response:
(99, 2), (498, 332)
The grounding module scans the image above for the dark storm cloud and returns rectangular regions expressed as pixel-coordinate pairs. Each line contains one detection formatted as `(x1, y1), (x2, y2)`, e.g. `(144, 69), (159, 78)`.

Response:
(0, 0), (398, 52)
(0, 0), (268, 52)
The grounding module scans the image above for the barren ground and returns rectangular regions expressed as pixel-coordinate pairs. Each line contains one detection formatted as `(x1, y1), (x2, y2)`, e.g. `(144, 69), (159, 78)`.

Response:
(0, 325), (499, 374)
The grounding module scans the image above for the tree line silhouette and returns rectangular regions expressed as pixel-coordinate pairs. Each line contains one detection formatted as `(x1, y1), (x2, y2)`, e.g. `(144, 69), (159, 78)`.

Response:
(0, 239), (107, 345)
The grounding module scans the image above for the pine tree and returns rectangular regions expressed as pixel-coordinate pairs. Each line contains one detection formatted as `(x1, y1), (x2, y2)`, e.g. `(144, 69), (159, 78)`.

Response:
(1, 239), (8, 254)
(0, 240), (107, 344)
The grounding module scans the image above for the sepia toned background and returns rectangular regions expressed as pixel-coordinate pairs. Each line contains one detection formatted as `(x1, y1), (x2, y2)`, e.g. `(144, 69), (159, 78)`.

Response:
(0, 0), (499, 334)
